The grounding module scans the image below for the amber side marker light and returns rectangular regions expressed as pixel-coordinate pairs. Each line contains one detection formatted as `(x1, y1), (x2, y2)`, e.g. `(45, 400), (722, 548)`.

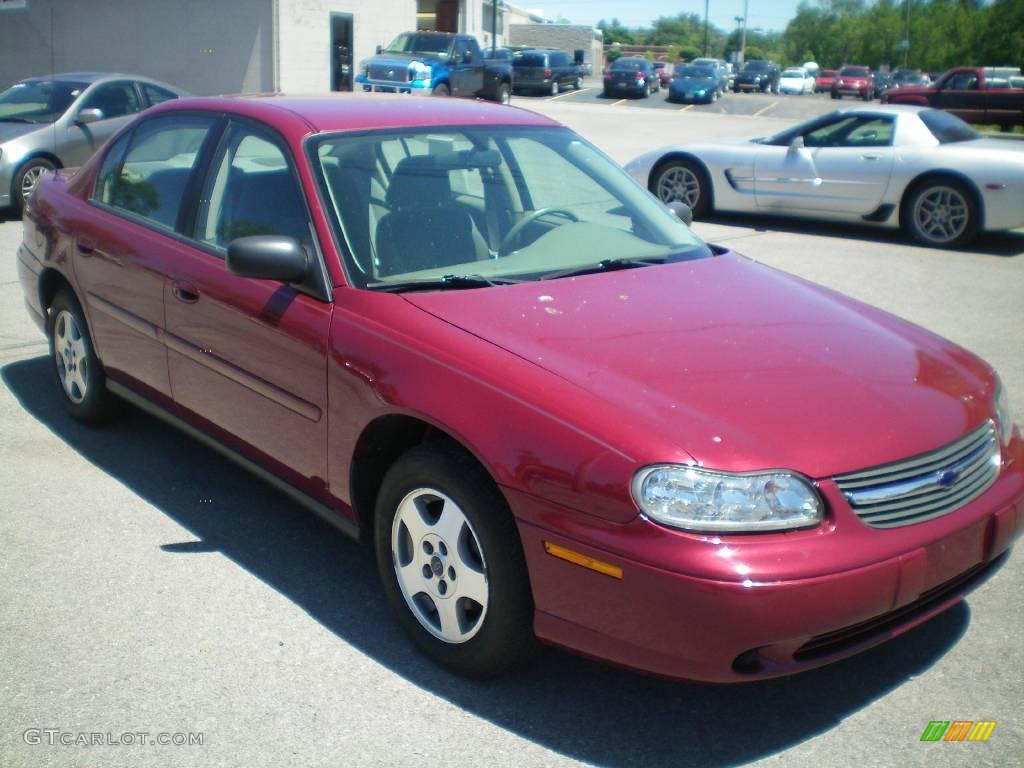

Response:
(543, 541), (623, 579)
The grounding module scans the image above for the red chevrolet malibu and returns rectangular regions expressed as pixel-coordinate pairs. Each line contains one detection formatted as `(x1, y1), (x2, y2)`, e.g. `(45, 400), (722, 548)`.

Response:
(16, 94), (1023, 682)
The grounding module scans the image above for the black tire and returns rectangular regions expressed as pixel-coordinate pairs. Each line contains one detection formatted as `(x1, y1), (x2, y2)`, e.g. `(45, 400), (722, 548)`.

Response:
(47, 289), (118, 425)
(13, 157), (57, 213)
(903, 177), (979, 249)
(573, 76), (582, 90)
(374, 443), (536, 677)
(862, 91), (871, 101)
(432, 82), (451, 97)
(651, 158), (711, 218)
(549, 80), (558, 96)
(496, 82), (511, 105)
(832, 92), (840, 100)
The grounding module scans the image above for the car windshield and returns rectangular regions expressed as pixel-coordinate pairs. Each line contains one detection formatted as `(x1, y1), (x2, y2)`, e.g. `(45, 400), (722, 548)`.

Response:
(0, 79), (87, 123)
(676, 66), (714, 78)
(382, 33), (450, 57)
(311, 126), (710, 289)
(783, 69), (805, 78)
(742, 62), (769, 72)
(839, 67), (869, 77)
(919, 109), (980, 143)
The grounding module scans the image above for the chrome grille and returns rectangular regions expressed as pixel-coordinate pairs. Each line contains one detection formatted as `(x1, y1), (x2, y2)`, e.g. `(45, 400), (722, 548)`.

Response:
(368, 64), (410, 83)
(834, 421), (1000, 528)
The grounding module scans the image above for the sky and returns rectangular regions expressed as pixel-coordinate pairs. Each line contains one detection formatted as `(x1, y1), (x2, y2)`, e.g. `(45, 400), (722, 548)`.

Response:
(530, 1), (804, 34)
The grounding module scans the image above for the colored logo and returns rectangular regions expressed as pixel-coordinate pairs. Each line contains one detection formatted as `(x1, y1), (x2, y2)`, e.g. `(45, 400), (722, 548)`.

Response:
(920, 721), (996, 742)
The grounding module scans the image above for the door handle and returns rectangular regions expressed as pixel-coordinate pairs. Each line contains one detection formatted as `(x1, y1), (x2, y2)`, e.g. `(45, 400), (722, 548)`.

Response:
(172, 281), (200, 304)
(76, 236), (96, 255)
(861, 154), (882, 161)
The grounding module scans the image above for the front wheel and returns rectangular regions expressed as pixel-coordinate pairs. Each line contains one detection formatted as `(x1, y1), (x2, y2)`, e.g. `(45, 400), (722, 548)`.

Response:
(432, 82), (451, 97)
(496, 82), (511, 105)
(652, 158), (710, 218)
(375, 444), (536, 677)
(47, 290), (118, 425)
(904, 179), (978, 248)
(573, 76), (582, 90)
(13, 157), (56, 213)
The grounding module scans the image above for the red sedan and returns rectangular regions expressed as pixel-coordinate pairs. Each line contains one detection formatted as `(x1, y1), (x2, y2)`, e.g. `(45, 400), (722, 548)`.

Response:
(16, 94), (1023, 682)
(832, 65), (875, 100)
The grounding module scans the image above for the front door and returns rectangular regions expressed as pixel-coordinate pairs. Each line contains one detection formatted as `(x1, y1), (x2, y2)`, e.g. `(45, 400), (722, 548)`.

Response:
(755, 113), (895, 215)
(164, 120), (332, 497)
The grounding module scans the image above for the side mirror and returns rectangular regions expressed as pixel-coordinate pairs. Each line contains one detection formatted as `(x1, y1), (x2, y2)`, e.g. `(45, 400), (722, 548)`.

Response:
(376, 44), (382, 55)
(226, 236), (308, 283)
(788, 136), (805, 153)
(666, 201), (693, 226)
(463, 50), (473, 64)
(75, 108), (104, 125)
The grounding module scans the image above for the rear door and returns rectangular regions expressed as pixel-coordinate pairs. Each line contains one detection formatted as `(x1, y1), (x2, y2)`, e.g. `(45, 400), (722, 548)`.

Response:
(77, 112), (220, 402)
(164, 118), (333, 498)
(450, 38), (484, 97)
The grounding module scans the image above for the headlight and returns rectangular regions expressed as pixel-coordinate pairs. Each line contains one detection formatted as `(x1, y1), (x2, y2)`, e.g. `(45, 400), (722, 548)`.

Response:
(632, 465), (823, 533)
(995, 379), (1015, 448)
(410, 60), (432, 81)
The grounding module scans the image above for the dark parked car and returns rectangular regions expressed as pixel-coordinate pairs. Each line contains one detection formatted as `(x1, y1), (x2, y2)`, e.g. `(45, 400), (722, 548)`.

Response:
(0, 72), (186, 212)
(690, 57), (730, 94)
(889, 69), (931, 89)
(602, 57), (659, 98)
(666, 64), (720, 104)
(832, 65), (874, 100)
(17, 94), (1023, 684)
(873, 72), (892, 98)
(733, 60), (780, 93)
(512, 48), (582, 95)
(653, 61), (673, 87)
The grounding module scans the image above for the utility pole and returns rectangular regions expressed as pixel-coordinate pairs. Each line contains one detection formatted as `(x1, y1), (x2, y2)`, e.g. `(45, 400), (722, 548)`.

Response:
(491, 0), (498, 56)
(739, 0), (749, 66)
(703, 0), (709, 56)
(903, 0), (911, 68)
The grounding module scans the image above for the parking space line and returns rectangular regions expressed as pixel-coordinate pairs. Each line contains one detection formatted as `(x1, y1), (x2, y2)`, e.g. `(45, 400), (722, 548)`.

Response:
(678, 104), (694, 112)
(546, 88), (592, 102)
(753, 102), (779, 117)
(609, 98), (627, 106)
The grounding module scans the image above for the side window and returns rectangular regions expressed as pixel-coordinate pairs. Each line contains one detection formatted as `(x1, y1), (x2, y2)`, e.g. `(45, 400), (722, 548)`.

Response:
(195, 123), (311, 250)
(80, 81), (142, 120)
(946, 72), (977, 90)
(96, 114), (215, 230)
(141, 83), (178, 107)
(845, 117), (895, 147)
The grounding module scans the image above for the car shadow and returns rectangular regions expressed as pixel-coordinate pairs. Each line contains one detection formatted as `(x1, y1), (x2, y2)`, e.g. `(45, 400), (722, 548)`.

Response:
(2, 355), (974, 767)
(1, 208), (22, 223)
(703, 212), (1024, 257)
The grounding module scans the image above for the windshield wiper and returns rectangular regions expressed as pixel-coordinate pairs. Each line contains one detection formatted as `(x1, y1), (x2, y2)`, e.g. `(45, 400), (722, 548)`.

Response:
(540, 257), (666, 281)
(366, 274), (523, 293)
(0, 117), (41, 123)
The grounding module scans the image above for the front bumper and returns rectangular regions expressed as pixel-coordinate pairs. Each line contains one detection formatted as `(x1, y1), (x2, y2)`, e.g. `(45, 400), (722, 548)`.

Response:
(510, 433), (1024, 682)
(355, 75), (432, 95)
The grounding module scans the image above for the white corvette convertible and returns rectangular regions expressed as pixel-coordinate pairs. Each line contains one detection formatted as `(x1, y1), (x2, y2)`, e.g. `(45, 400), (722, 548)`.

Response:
(625, 105), (1024, 247)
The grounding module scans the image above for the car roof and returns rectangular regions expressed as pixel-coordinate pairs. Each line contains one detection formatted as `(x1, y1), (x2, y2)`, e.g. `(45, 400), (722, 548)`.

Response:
(22, 72), (148, 84)
(149, 92), (560, 135)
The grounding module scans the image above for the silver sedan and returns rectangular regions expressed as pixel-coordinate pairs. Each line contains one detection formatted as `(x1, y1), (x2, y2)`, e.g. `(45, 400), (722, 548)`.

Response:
(625, 105), (1024, 248)
(0, 72), (187, 211)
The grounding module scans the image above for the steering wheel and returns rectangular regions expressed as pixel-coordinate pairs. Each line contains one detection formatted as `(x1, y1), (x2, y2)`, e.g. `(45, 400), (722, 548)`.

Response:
(498, 208), (579, 256)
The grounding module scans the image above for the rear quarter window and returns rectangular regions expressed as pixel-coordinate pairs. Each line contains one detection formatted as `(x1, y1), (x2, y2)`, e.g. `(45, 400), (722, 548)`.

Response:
(919, 110), (980, 143)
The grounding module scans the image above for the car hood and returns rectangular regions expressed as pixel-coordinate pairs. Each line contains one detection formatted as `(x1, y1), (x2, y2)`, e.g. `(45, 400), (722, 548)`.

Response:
(403, 252), (994, 478)
(0, 121), (43, 144)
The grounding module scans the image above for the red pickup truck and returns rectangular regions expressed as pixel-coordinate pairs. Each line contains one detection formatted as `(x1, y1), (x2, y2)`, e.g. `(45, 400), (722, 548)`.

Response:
(882, 66), (1024, 129)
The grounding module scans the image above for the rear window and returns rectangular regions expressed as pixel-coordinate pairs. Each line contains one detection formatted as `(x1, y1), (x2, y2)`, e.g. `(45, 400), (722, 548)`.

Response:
(919, 110), (980, 144)
(676, 66), (714, 78)
(611, 59), (645, 72)
(514, 52), (546, 67)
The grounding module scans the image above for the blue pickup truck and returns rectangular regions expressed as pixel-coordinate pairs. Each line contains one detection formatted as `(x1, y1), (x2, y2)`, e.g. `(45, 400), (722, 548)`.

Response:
(356, 32), (513, 104)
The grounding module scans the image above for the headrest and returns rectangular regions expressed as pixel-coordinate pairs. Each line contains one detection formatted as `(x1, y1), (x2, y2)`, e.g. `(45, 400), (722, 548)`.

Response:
(386, 155), (452, 209)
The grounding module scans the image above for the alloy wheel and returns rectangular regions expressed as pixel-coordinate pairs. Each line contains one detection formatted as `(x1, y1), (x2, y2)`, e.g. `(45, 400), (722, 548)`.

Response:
(53, 309), (89, 404)
(912, 185), (969, 245)
(390, 488), (489, 643)
(657, 165), (701, 208)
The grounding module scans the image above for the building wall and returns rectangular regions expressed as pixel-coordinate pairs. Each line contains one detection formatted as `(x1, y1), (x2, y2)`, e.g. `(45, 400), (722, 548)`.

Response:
(276, 0), (415, 92)
(508, 24), (603, 71)
(0, 0), (273, 95)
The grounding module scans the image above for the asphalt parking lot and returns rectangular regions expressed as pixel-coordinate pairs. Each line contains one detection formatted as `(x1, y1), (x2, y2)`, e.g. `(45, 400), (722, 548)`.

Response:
(2, 100), (1022, 768)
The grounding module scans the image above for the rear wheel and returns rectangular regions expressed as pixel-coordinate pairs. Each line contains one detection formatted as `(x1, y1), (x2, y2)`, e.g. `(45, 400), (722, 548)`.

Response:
(496, 82), (511, 104)
(652, 158), (710, 218)
(904, 178), (978, 248)
(432, 83), (450, 97)
(573, 76), (582, 90)
(550, 80), (559, 96)
(47, 290), (118, 425)
(832, 92), (840, 100)
(375, 444), (536, 677)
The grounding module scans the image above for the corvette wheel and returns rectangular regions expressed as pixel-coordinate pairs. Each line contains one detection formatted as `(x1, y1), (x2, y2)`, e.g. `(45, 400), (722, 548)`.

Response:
(653, 158), (709, 217)
(375, 444), (535, 676)
(48, 290), (117, 425)
(905, 180), (977, 248)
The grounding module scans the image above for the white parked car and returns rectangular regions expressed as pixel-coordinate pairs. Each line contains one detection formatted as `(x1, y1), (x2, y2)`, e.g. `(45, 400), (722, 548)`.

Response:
(779, 67), (815, 95)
